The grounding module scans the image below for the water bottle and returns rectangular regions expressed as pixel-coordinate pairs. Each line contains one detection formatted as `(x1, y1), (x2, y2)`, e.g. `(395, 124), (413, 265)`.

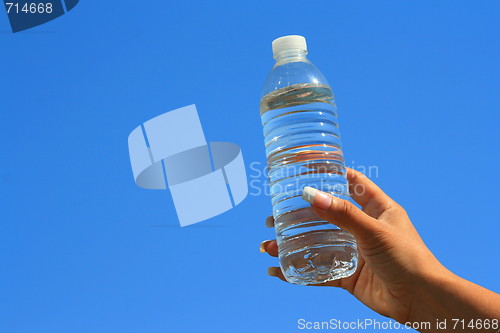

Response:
(260, 35), (358, 285)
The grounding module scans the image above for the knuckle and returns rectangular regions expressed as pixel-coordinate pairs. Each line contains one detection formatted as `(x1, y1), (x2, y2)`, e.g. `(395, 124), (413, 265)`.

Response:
(336, 199), (356, 216)
(372, 225), (390, 242)
(387, 202), (408, 216)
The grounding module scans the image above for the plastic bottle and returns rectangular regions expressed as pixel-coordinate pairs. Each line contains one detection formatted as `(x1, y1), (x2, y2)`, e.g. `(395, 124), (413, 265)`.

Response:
(260, 35), (358, 285)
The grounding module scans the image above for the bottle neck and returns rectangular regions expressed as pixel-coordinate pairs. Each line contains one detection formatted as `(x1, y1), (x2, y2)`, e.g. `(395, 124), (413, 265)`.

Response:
(274, 49), (308, 65)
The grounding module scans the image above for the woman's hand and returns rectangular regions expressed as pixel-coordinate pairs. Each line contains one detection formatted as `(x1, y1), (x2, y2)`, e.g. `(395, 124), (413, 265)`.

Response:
(261, 168), (500, 332)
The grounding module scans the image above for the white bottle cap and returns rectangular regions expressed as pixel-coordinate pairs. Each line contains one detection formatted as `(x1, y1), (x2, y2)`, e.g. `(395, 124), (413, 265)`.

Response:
(272, 35), (307, 59)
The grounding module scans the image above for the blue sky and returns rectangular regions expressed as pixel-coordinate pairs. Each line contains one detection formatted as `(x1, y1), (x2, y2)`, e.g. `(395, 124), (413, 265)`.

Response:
(1, 1), (499, 332)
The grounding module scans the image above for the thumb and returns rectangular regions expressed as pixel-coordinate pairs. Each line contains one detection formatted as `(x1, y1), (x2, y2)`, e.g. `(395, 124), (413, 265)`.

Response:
(302, 186), (381, 242)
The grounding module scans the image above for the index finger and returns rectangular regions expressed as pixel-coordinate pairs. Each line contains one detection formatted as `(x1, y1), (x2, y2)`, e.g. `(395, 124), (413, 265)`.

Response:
(346, 167), (394, 214)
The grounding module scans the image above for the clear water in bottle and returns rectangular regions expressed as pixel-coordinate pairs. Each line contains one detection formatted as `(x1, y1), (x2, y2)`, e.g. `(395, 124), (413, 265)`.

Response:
(260, 36), (357, 285)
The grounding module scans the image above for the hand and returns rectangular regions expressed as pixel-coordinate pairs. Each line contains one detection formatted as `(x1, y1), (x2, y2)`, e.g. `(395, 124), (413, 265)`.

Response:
(261, 168), (500, 332)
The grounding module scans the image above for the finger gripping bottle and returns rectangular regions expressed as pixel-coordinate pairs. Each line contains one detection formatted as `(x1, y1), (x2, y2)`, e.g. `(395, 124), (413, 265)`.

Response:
(260, 35), (358, 285)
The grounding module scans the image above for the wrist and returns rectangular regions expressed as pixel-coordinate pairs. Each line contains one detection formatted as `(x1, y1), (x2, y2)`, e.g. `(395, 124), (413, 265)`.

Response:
(409, 263), (500, 332)
(407, 261), (458, 324)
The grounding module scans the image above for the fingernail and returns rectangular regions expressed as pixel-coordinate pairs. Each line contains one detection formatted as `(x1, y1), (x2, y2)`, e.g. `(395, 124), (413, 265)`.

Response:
(302, 186), (332, 210)
(260, 240), (271, 253)
(267, 267), (280, 277)
(265, 216), (274, 228)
